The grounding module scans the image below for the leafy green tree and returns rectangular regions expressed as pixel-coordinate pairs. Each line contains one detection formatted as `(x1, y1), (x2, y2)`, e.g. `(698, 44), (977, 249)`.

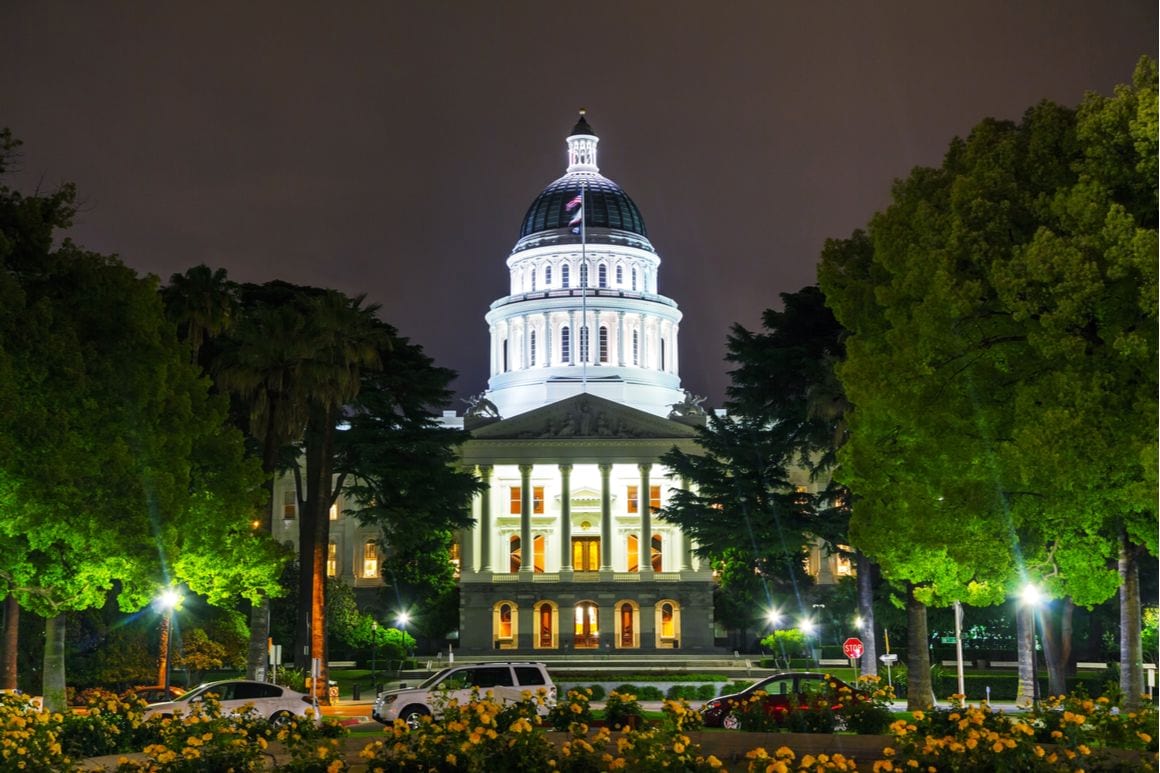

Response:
(0, 130), (279, 709)
(818, 59), (1157, 707)
(173, 628), (229, 685)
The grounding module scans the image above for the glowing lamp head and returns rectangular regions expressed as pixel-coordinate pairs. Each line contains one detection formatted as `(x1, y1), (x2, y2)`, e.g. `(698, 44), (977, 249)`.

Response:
(1020, 584), (1044, 607)
(396, 611), (411, 628)
(766, 609), (782, 627)
(158, 588), (182, 610)
(799, 619), (815, 635)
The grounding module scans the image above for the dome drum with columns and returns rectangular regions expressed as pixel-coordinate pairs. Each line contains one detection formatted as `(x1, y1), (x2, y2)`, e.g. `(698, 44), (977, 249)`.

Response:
(483, 112), (687, 421)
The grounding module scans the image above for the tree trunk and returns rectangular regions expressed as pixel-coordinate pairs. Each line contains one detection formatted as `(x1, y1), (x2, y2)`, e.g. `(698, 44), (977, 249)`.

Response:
(1015, 602), (1036, 708)
(1, 595), (18, 690)
(1040, 598), (1074, 699)
(297, 404), (335, 703)
(857, 551), (877, 677)
(1119, 532), (1144, 708)
(248, 403), (285, 680)
(905, 583), (933, 710)
(42, 614), (67, 712)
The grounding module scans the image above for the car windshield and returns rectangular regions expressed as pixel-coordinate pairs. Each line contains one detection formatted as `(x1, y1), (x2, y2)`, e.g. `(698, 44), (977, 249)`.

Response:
(417, 668), (455, 690)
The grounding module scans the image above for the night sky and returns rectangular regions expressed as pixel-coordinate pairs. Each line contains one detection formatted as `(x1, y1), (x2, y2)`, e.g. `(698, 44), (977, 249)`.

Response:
(2, 2), (1154, 409)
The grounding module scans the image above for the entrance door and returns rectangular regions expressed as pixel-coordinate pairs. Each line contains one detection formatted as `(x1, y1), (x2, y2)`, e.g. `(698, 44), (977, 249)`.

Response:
(572, 537), (600, 571)
(574, 602), (599, 648)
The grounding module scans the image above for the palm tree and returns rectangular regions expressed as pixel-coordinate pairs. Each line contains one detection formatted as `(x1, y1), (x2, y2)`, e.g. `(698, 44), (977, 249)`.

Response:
(162, 265), (238, 366)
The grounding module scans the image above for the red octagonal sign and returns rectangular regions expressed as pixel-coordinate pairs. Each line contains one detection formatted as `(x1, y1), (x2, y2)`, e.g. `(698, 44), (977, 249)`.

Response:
(842, 637), (864, 660)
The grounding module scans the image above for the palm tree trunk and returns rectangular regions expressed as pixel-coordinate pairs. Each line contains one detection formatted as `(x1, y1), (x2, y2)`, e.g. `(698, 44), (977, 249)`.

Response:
(857, 551), (877, 677)
(1119, 531), (1144, 709)
(248, 400), (285, 679)
(1041, 598), (1073, 699)
(905, 583), (933, 710)
(299, 404), (336, 702)
(42, 613), (67, 712)
(1016, 602), (1036, 708)
(1, 595), (18, 690)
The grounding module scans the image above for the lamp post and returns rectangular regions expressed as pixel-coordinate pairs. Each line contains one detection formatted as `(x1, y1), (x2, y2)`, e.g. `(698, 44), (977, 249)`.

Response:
(396, 612), (411, 674)
(799, 618), (817, 667)
(371, 621), (378, 689)
(1020, 584), (1044, 711)
(156, 589), (182, 692)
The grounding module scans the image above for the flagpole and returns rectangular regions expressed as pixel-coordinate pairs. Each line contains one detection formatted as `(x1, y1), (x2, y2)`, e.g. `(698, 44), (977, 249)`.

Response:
(580, 178), (587, 392)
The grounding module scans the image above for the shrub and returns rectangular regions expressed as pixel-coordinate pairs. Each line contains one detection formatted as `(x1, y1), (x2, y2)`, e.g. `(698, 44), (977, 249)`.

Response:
(547, 688), (594, 731)
(602, 691), (644, 731)
(839, 676), (894, 735)
(586, 683), (606, 701)
(59, 690), (148, 759)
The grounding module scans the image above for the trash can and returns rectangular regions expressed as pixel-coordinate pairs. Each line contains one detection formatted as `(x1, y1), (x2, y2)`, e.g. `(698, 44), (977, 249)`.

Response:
(352, 684), (361, 701)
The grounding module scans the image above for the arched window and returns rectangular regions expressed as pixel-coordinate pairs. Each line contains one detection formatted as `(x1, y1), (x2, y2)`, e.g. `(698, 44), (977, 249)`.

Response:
(620, 603), (635, 647)
(509, 535), (521, 573)
(326, 541), (337, 578)
(575, 602), (599, 648)
(632, 330), (639, 365)
(598, 264), (608, 288)
(651, 534), (663, 572)
(598, 326), (609, 363)
(539, 603), (554, 647)
(561, 264), (570, 288)
(580, 263), (588, 287)
(626, 534), (639, 573)
(561, 326), (571, 362)
(631, 267), (638, 291)
(616, 265), (623, 284)
(579, 326), (589, 362)
(661, 602), (675, 639)
(499, 603), (513, 640)
(545, 265), (552, 286)
(529, 330), (536, 367)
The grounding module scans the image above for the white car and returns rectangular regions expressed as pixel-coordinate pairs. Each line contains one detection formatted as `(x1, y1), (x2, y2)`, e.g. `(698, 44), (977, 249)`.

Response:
(144, 679), (313, 725)
(373, 662), (556, 727)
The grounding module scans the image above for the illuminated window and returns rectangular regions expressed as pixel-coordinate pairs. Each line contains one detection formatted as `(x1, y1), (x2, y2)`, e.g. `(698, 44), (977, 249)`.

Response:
(598, 326), (609, 363)
(498, 603), (513, 639)
(449, 541), (461, 578)
(539, 603), (554, 647)
(572, 537), (600, 571)
(362, 541), (378, 578)
(510, 486), (544, 514)
(627, 485), (662, 513)
(598, 264), (608, 288)
(509, 535), (521, 573)
(560, 326), (571, 362)
(326, 541), (337, 578)
(328, 502), (338, 520)
(533, 534), (545, 573)
(562, 264), (570, 288)
(651, 534), (663, 572)
(626, 534), (640, 573)
(282, 490), (296, 519)
(620, 603), (634, 647)
(661, 602), (675, 639)
(574, 602), (599, 648)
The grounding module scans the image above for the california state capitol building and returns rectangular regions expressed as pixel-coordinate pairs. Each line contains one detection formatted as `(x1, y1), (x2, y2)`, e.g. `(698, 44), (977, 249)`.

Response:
(273, 113), (849, 655)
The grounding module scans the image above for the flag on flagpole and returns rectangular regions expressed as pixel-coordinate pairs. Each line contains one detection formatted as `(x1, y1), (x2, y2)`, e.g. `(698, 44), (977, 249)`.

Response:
(566, 191), (583, 234)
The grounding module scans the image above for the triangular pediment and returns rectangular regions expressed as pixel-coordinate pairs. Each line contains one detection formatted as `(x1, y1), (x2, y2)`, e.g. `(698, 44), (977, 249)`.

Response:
(469, 393), (699, 440)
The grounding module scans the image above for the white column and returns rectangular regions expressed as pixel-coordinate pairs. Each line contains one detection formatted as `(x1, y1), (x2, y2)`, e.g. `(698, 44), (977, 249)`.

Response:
(479, 465), (493, 573)
(639, 314), (648, 369)
(519, 464), (533, 577)
(638, 464), (653, 577)
(543, 312), (551, 366)
(618, 311), (626, 366)
(570, 310), (578, 365)
(599, 463), (613, 572)
(559, 464), (572, 574)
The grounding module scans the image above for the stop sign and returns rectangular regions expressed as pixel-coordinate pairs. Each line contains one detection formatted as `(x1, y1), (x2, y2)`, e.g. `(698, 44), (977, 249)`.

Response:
(842, 637), (864, 659)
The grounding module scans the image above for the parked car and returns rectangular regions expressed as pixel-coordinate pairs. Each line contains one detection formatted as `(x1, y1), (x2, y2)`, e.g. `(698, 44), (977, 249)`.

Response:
(373, 662), (556, 727)
(128, 685), (186, 704)
(144, 679), (313, 726)
(700, 671), (866, 729)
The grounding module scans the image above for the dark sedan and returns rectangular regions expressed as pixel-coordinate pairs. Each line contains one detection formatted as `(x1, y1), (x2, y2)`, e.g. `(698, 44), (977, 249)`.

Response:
(700, 671), (865, 729)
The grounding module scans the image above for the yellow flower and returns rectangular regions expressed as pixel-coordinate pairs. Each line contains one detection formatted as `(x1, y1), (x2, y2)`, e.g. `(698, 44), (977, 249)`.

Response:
(446, 753), (457, 765)
(1078, 744), (1090, 755)
(912, 710), (924, 721)
(1137, 731), (1152, 744)
(801, 754), (816, 767)
(707, 755), (722, 768)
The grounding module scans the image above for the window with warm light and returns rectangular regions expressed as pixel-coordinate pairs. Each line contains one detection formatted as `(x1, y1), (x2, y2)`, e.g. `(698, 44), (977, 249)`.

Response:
(533, 534), (545, 573)
(572, 537), (599, 571)
(627, 485), (661, 513)
(509, 535), (521, 573)
(282, 490), (296, 519)
(362, 541), (378, 578)
(510, 486), (544, 514)
(328, 502), (338, 520)
(661, 602), (675, 639)
(326, 541), (337, 578)
(498, 603), (513, 639)
(449, 541), (461, 578)
(651, 534), (663, 572)
(626, 534), (639, 572)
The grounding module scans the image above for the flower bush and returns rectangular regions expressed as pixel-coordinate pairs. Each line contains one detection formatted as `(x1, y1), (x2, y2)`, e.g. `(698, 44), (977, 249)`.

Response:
(838, 675), (894, 735)
(874, 697), (1159, 772)
(602, 690), (645, 730)
(0, 691), (74, 772)
(745, 745), (858, 772)
(548, 688), (596, 731)
(113, 696), (267, 772)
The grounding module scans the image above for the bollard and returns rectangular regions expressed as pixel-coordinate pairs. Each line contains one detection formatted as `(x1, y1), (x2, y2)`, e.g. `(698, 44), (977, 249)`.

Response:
(352, 684), (361, 701)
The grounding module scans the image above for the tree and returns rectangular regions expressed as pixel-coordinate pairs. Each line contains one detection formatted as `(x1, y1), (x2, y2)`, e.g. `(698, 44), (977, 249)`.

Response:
(0, 130), (279, 709)
(818, 59), (1157, 707)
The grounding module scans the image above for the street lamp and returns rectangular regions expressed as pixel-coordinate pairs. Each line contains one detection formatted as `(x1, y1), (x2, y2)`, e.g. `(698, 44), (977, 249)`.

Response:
(371, 621), (378, 689)
(156, 588), (182, 692)
(766, 609), (782, 629)
(1020, 583), (1045, 711)
(396, 612), (411, 672)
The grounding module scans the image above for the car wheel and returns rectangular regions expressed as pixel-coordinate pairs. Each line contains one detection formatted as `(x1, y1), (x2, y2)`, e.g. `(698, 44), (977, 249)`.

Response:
(269, 710), (294, 728)
(401, 705), (430, 729)
(722, 712), (741, 730)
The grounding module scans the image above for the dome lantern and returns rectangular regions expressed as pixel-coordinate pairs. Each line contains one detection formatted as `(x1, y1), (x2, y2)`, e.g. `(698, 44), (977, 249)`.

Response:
(567, 109), (599, 173)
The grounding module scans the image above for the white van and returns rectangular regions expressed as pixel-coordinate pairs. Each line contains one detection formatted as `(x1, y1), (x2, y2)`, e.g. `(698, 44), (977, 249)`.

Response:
(372, 662), (555, 727)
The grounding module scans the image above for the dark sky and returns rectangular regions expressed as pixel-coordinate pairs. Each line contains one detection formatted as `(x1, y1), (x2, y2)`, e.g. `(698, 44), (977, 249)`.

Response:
(2, 2), (1155, 409)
